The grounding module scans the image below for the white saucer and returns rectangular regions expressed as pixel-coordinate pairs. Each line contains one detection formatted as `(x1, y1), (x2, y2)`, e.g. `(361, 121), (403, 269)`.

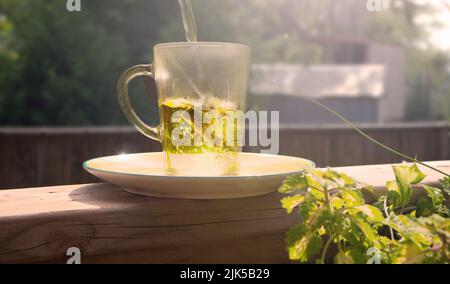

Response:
(83, 152), (315, 199)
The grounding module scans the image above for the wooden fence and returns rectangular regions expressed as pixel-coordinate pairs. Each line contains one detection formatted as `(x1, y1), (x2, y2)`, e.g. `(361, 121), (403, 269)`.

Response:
(0, 122), (448, 189)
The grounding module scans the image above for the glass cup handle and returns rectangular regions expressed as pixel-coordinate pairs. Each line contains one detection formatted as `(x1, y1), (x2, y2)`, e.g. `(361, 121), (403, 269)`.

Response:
(117, 64), (160, 141)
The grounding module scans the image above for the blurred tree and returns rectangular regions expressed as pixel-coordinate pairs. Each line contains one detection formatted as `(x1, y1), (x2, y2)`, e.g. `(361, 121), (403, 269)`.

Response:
(406, 49), (450, 120)
(160, 0), (327, 64)
(0, 0), (177, 125)
(0, 9), (17, 118)
(368, 0), (450, 120)
(367, 0), (430, 45)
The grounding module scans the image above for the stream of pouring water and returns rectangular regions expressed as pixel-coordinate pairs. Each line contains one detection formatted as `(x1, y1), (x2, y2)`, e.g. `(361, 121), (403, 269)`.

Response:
(177, 0), (208, 103)
(178, 0), (198, 42)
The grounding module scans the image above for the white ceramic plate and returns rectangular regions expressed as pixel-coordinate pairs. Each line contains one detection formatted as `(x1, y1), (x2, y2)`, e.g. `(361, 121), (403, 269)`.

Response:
(83, 152), (315, 199)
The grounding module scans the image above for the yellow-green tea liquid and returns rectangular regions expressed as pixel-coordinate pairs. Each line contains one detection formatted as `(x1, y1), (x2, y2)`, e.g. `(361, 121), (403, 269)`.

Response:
(159, 98), (241, 175)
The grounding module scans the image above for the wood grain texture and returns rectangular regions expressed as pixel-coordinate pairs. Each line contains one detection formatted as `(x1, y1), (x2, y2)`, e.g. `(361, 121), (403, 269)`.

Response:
(0, 161), (448, 264)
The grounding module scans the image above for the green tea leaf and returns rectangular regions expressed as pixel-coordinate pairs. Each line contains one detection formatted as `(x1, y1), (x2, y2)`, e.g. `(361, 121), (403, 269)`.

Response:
(281, 195), (305, 214)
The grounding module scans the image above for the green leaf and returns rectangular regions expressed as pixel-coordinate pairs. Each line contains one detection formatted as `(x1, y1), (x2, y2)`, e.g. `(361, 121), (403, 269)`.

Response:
(388, 164), (426, 209)
(281, 195), (305, 214)
(392, 242), (426, 264)
(386, 215), (433, 247)
(323, 170), (355, 186)
(440, 177), (450, 195)
(417, 214), (450, 239)
(416, 197), (433, 217)
(286, 224), (306, 259)
(286, 224), (323, 262)
(352, 218), (380, 247)
(298, 200), (318, 221)
(305, 234), (324, 261)
(335, 251), (354, 264)
(422, 185), (444, 208)
(315, 209), (336, 229)
(416, 185), (447, 217)
(361, 185), (376, 201)
(317, 226), (326, 236)
(339, 187), (364, 207)
(386, 180), (403, 208)
(354, 205), (384, 223)
(279, 174), (308, 194)
(330, 196), (344, 210)
(308, 187), (325, 201)
(393, 164), (426, 185)
(305, 174), (325, 199)
(348, 242), (369, 264)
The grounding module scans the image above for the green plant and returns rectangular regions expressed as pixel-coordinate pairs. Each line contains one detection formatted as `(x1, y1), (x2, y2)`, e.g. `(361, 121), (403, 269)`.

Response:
(279, 164), (450, 264)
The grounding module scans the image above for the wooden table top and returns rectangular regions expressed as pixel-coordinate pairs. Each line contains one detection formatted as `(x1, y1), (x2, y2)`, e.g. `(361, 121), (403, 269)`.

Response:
(0, 161), (448, 264)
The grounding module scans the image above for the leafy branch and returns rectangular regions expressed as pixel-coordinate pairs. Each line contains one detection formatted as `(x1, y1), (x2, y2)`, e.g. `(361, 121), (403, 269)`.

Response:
(280, 164), (450, 264)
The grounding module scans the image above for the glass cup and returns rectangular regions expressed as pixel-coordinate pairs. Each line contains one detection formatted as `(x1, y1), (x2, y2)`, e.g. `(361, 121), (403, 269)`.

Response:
(117, 42), (251, 176)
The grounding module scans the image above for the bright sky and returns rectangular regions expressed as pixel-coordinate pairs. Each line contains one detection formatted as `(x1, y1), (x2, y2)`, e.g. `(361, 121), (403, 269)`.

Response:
(414, 0), (450, 50)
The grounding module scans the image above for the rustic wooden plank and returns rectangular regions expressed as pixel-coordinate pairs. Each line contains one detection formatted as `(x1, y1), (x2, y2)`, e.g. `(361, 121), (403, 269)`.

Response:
(0, 161), (448, 264)
(0, 184), (294, 264)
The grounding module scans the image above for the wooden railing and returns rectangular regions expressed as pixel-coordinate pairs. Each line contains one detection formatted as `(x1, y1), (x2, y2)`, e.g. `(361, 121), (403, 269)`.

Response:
(0, 122), (448, 189)
(0, 161), (448, 264)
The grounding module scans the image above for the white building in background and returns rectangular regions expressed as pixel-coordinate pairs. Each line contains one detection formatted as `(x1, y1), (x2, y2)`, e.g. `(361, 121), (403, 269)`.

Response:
(249, 43), (407, 124)
(246, 0), (408, 124)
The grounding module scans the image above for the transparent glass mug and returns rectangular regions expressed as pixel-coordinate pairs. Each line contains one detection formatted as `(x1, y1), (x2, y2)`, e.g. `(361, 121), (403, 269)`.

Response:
(117, 42), (251, 175)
